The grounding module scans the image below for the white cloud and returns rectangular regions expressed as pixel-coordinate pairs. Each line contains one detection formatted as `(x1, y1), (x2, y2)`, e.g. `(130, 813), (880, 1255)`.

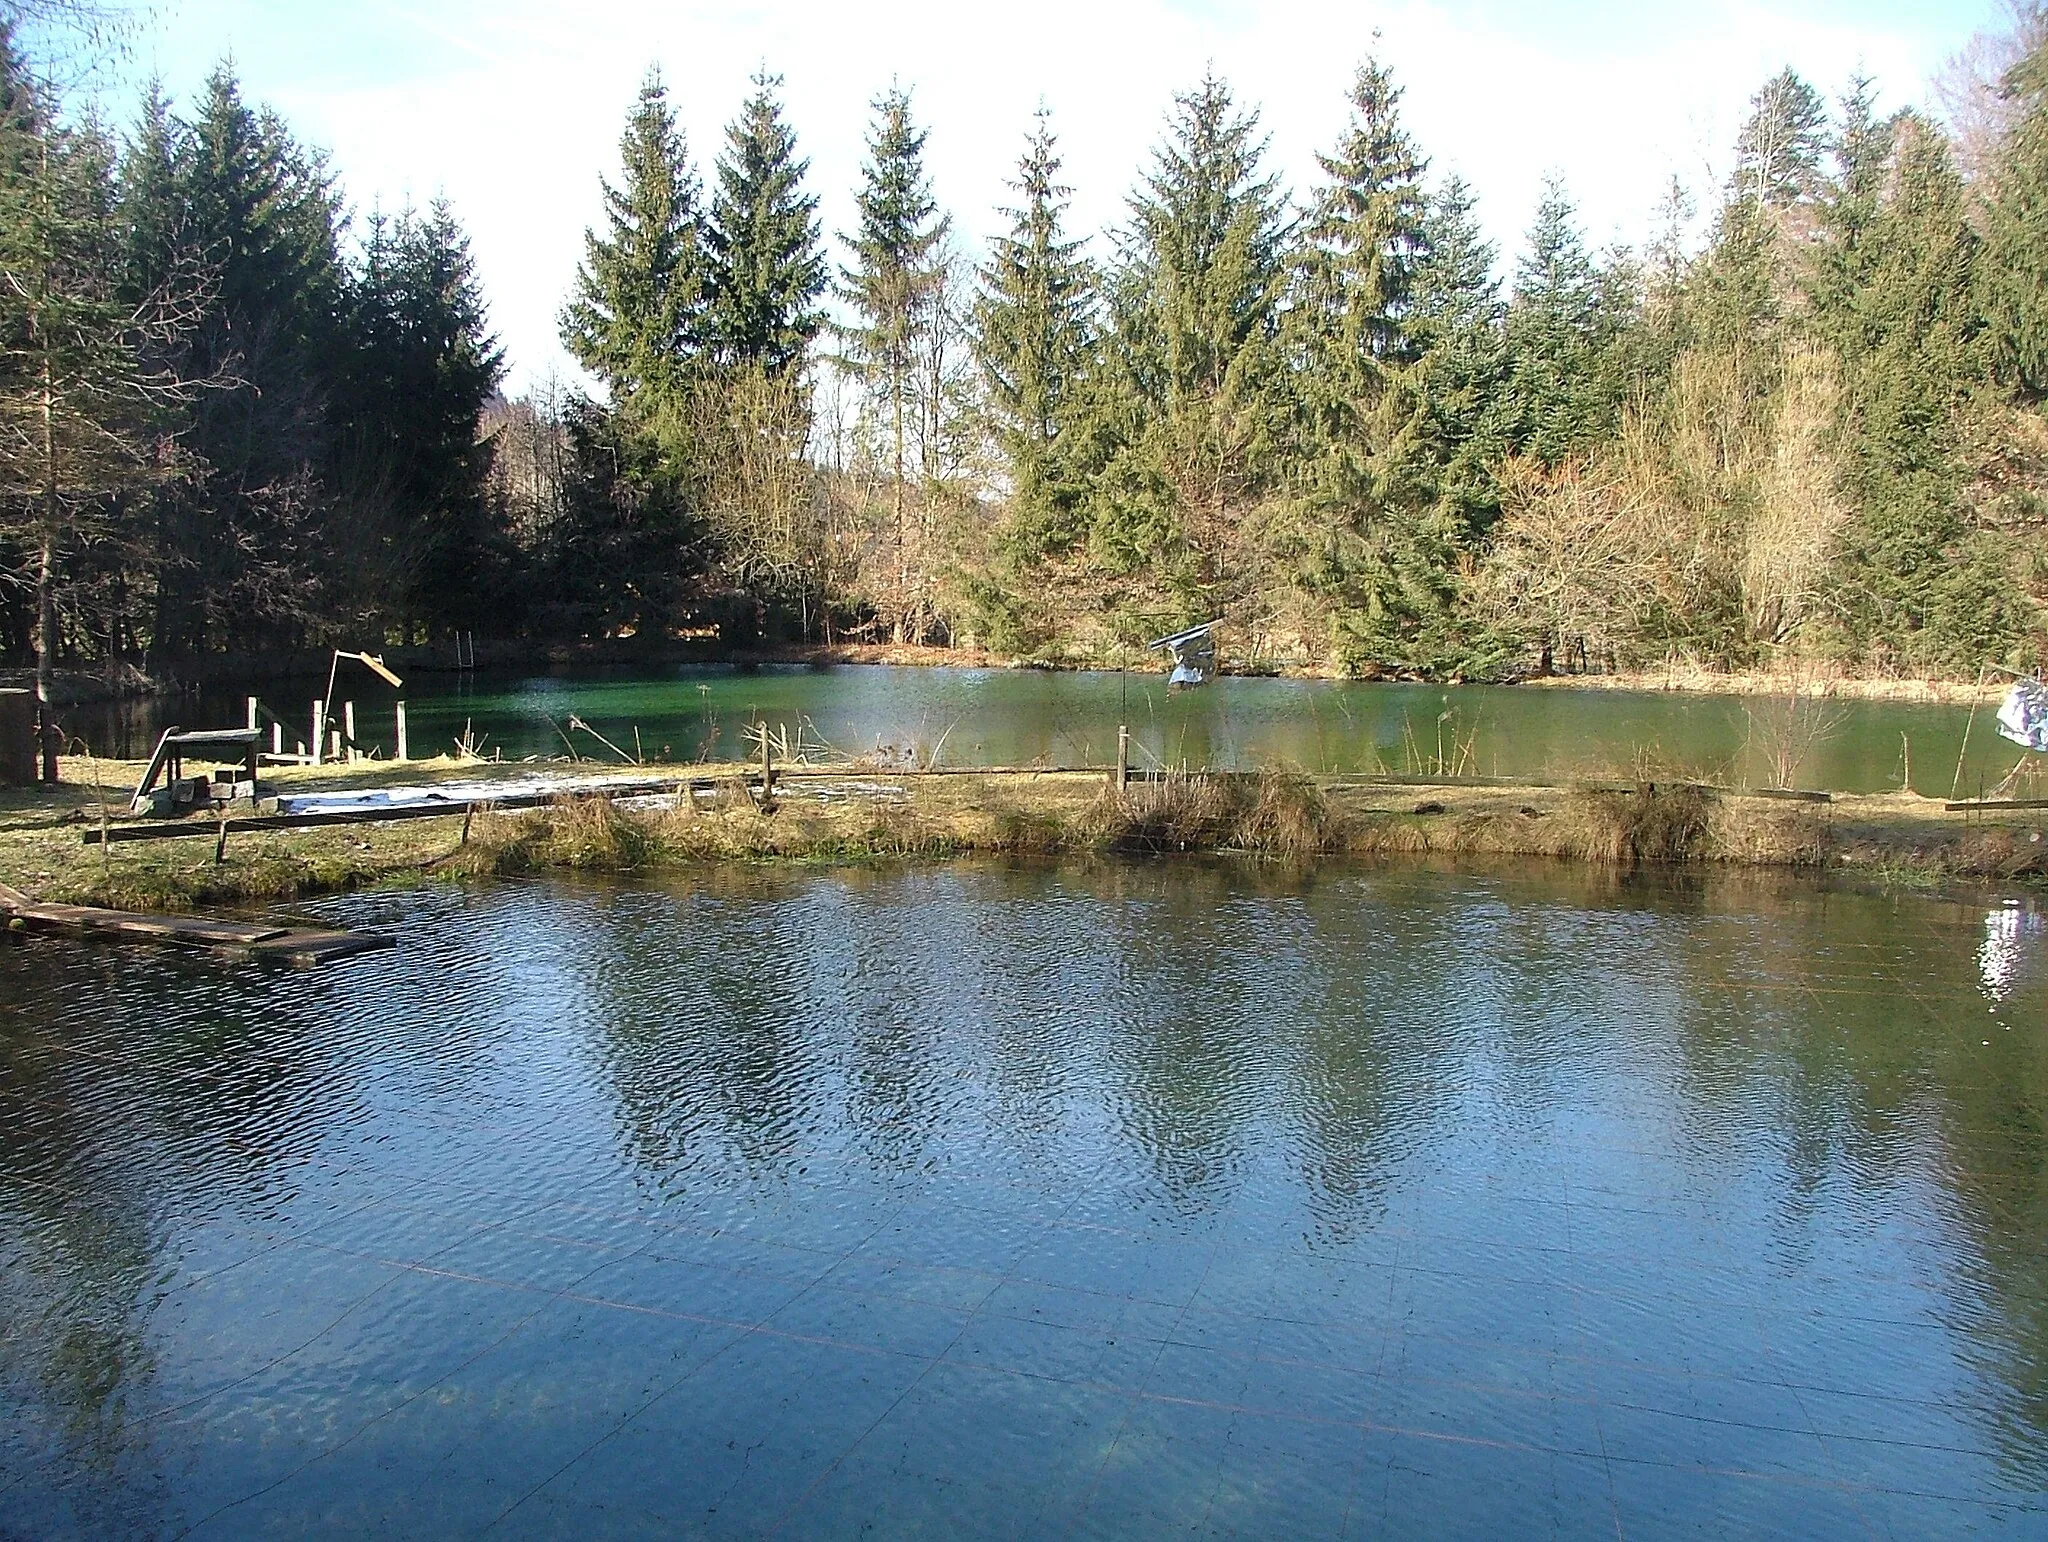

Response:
(128, 0), (1996, 393)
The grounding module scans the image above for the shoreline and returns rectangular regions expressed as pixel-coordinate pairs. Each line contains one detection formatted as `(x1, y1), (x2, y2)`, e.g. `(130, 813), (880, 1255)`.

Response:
(98, 641), (2025, 704)
(2, 756), (2041, 918)
(39, 630), (2023, 704)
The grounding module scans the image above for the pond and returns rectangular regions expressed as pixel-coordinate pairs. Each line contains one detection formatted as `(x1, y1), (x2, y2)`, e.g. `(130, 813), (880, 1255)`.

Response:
(72, 663), (2039, 797)
(4, 857), (2046, 1537)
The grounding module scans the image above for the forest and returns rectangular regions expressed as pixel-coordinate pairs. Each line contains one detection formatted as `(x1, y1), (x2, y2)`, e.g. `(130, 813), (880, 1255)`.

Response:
(4, 8), (2048, 687)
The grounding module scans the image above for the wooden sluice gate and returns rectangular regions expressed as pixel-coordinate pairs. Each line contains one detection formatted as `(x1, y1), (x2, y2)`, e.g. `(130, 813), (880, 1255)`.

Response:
(0, 883), (391, 967)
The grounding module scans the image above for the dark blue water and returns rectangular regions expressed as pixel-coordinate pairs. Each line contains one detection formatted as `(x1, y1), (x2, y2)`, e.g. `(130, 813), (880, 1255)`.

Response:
(3, 859), (2046, 1537)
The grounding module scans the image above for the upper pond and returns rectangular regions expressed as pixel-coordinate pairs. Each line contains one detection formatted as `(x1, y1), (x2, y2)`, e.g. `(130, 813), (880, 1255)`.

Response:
(4, 857), (2047, 1537)
(81, 663), (2037, 796)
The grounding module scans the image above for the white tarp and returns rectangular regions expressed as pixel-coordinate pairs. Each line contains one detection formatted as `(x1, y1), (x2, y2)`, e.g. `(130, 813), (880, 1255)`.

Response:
(1149, 622), (1219, 689)
(277, 772), (659, 817)
(1996, 679), (2048, 753)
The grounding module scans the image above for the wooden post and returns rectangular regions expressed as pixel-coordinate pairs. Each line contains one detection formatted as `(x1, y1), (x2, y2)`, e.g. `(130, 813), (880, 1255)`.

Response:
(311, 700), (324, 766)
(343, 701), (357, 763)
(1117, 724), (1130, 794)
(394, 701), (408, 762)
(246, 696), (259, 731)
(760, 728), (775, 810)
(271, 722), (283, 757)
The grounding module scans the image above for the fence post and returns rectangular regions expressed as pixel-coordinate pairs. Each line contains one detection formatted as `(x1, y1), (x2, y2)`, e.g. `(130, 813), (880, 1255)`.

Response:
(246, 696), (259, 731)
(343, 701), (357, 763)
(1117, 724), (1130, 794)
(311, 700), (325, 766)
(395, 701), (408, 762)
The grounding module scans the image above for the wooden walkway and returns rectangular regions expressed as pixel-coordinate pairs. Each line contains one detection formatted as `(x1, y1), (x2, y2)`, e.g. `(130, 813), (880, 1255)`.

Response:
(0, 883), (391, 967)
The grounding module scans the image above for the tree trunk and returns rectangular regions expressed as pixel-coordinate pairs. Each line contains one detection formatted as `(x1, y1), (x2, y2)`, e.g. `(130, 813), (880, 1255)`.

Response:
(37, 367), (58, 782)
(893, 378), (908, 645)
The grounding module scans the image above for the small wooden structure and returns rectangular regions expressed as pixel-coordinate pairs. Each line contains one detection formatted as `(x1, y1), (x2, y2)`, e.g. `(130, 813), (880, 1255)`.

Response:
(0, 882), (390, 966)
(129, 727), (264, 815)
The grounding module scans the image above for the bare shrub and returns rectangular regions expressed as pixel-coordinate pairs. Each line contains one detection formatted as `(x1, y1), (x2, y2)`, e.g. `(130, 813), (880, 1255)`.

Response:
(1744, 345), (1848, 643)
(1743, 660), (1850, 789)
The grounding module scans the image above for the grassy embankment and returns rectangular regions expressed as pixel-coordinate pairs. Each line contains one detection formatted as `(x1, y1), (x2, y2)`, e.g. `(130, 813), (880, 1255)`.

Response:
(0, 752), (2042, 914)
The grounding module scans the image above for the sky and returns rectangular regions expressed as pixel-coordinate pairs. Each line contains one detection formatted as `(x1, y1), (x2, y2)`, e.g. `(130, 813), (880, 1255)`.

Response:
(85, 0), (2012, 394)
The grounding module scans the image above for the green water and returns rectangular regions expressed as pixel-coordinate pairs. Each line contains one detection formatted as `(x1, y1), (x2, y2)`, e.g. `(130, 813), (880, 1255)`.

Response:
(96, 663), (2038, 796)
(3, 858), (2046, 1536)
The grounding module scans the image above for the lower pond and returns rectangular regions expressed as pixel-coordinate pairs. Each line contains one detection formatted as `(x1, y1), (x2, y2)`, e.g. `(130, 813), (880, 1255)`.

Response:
(5, 858), (2048, 1536)
(74, 663), (2037, 796)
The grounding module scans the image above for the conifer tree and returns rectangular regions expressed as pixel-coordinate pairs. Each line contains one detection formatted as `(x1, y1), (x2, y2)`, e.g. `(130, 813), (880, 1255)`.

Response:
(0, 29), (198, 727)
(1501, 182), (1625, 464)
(1827, 115), (2001, 666)
(1123, 72), (1287, 418)
(1408, 177), (1509, 539)
(836, 85), (950, 635)
(117, 82), (184, 303)
(1296, 57), (1428, 371)
(1281, 56), (1445, 664)
(336, 200), (505, 634)
(158, 64), (344, 652)
(704, 70), (825, 376)
(561, 68), (707, 420)
(1982, 42), (2048, 399)
(973, 108), (1096, 557)
(1094, 70), (1289, 599)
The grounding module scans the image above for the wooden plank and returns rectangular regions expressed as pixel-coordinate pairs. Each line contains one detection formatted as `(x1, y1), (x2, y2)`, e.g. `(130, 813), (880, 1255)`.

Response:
(5, 895), (388, 966)
(247, 930), (395, 966)
(1945, 797), (2048, 812)
(128, 725), (182, 812)
(8, 902), (288, 945)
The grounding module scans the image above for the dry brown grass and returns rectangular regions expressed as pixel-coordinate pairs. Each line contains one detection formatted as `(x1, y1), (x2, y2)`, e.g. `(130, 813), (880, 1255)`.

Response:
(1, 758), (2038, 915)
(1089, 770), (1338, 856)
(1333, 783), (1832, 872)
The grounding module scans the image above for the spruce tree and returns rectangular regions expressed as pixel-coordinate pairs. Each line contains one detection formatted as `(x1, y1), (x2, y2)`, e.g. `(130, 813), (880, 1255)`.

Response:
(1282, 56), (1445, 665)
(1123, 72), (1287, 417)
(1409, 176), (1508, 538)
(1982, 43), (2048, 399)
(159, 65), (344, 652)
(117, 81), (184, 302)
(1095, 70), (1289, 599)
(1828, 115), (2001, 667)
(973, 108), (1096, 558)
(1297, 57), (1429, 371)
(704, 70), (825, 376)
(1501, 182), (1625, 464)
(836, 84), (950, 634)
(560, 67), (707, 420)
(335, 200), (505, 635)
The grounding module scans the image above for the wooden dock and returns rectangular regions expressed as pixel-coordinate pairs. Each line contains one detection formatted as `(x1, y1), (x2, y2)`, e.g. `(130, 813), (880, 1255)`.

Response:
(0, 883), (391, 967)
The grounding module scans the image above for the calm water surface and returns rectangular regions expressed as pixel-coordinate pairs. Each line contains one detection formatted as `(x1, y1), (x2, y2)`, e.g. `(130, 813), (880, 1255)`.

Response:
(4, 859), (2048, 1538)
(76, 664), (2037, 796)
